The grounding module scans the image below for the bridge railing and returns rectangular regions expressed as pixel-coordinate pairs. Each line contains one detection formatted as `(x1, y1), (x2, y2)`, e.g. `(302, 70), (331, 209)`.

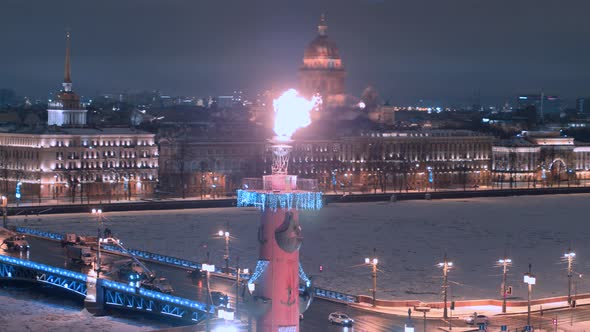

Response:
(101, 244), (201, 270)
(101, 279), (211, 312)
(102, 278), (213, 322)
(313, 286), (357, 303)
(0, 254), (86, 282)
(14, 227), (354, 303)
(100, 244), (252, 280)
(16, 227), (64, 241)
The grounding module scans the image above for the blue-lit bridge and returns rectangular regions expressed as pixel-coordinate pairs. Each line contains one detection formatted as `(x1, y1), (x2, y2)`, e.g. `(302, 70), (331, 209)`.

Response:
(0, 227), (356, 328)
(0, 246), (213, 323)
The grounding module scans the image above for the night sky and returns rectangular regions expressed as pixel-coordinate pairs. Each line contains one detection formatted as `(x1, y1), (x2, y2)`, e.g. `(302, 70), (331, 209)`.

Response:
(2, 0), (590, 105)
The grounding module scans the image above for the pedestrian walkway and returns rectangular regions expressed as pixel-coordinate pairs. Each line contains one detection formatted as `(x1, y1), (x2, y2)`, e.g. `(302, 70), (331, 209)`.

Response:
(351, 297), (590, 318)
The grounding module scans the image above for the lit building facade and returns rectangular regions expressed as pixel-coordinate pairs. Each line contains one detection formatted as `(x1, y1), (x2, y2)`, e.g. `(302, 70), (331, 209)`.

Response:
(158, 128), (494, 195)
(492, 131), (590, 187)
(289, 130), (494, 192)
(158, 124), (267, 198)
(0, 130), (158, 203)
(0, 32), (158, 204)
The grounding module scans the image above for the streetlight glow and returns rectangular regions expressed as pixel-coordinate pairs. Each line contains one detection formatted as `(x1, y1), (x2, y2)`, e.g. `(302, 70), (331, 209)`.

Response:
(364, 251), (379, 307)
(564, 251), (576, 258)
(438, 256), (453, 319)
(564, 248), (576, 306)
(217, 225), (231, 274)
(497, 257), (512, 313)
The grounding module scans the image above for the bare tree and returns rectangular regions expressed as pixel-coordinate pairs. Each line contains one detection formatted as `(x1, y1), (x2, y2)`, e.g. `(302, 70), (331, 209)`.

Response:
(160, 125), (191, 198)
(0, 148), (9, 194)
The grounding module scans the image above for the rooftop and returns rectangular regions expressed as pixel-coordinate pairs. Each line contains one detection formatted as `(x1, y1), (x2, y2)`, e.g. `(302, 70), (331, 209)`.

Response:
(3, 126), (153, 136)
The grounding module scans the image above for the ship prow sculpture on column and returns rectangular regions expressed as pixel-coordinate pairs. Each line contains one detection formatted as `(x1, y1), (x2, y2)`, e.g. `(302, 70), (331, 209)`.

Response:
(238, 89), (322, 332)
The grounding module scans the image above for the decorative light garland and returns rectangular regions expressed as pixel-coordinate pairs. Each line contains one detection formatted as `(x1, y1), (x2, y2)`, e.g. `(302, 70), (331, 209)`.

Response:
(237, 190), (323, 211)
(248, 260), (270, 285)
(299, 262), (311, 287)
(0, 254), (86, 281)
(102, 279), (210, 312)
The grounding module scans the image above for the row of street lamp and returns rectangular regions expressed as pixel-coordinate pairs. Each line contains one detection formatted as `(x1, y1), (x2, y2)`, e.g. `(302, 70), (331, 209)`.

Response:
(82, 210), (582, 331)
(365, 248), (580, 328)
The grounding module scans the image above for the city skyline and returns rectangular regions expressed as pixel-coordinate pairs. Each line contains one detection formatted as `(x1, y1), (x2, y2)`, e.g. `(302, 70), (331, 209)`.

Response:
(3, 1), (590, 105)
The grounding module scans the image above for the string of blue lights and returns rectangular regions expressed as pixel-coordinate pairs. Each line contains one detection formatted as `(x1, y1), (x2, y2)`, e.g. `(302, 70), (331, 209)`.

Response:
(237, 190), (323, 211)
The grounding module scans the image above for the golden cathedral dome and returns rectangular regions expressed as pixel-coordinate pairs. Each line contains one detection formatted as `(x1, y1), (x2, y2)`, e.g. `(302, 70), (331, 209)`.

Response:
(301, 14), (344, 69)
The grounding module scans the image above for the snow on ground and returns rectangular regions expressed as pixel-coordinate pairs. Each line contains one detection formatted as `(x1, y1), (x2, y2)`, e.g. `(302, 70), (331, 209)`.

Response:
(16, 193), (590, 303)
(0, 286), (157, 331)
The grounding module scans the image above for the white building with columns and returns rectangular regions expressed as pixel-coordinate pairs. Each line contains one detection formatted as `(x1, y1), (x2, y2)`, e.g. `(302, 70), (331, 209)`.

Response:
(492, 130), (590, 186)
(0, 32), (158, 204)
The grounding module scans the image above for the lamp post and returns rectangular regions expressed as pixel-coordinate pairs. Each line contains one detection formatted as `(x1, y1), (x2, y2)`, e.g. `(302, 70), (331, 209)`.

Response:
(364, 250), (378, 307)
(218, 229), (230, 274)
(438, 255), (453, 319)
(497, 257), (512, 313)
(523, 264), (536, 328)
(564, 249), (576, 305)
(202, 263), (215, 332)
(91, 208), (102, 278)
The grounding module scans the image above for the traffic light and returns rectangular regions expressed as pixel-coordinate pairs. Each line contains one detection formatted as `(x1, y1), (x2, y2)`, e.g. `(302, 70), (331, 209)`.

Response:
(450, 301), (455, 310)
(319, 265), (323, 272)
(552, 318), (557, 326)
(572, 300), (577, 308)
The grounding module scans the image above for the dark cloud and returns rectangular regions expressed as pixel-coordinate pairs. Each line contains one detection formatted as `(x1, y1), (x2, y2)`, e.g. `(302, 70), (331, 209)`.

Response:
(1, 0), (590, 104)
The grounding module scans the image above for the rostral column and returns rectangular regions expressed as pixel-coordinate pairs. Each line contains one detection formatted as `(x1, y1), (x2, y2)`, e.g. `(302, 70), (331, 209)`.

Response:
(238, 90), (322, 332)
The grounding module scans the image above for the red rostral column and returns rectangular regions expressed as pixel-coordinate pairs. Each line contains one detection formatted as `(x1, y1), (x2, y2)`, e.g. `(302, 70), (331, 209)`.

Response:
(238, 138), (322, 332)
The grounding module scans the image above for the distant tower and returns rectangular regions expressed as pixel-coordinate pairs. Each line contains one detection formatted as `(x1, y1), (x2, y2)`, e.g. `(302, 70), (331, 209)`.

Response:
(47, 31), (87, 127)
(299, 14), (346, 107)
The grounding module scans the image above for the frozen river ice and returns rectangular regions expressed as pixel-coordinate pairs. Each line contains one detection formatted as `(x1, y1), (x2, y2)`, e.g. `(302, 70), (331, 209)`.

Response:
(17, 193), (590, 303)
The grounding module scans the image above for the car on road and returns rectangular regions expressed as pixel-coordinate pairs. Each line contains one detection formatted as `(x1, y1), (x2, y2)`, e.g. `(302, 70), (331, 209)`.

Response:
(328, 312), (354, 326)
(465, 314), (489, 325)
(211, 291), (229, 307)
(142, 277), (174, 294)
(187, 268), (204, 280)
(117, 261), (153, 281)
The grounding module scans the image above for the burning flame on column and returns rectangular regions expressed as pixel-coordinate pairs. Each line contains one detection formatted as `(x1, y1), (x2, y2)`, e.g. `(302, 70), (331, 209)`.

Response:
(273, 89), (320, 142)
